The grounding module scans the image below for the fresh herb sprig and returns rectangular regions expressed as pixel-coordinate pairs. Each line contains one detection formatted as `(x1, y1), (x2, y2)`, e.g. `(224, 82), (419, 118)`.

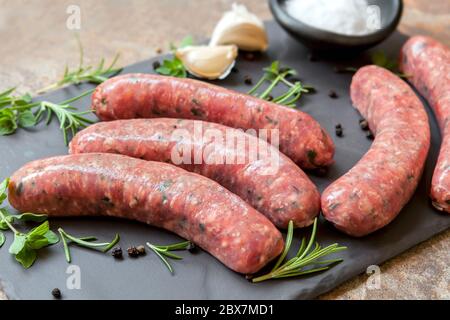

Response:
(0, 88), (95, 145)
(248, 61), (312, 107)
(251, 218), (346, 283)
(155, 35), (194, 78)
(146, 240), (192, 274)
(0, 178), (59, 268)
(1, 39), (120, 143)
(37, 37), (122, 93)
(336, 51), (409, 78)
(58, 228), (120, 263)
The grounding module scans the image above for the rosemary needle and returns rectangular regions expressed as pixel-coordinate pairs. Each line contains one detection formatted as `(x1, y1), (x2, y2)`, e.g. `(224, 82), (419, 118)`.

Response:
(248, 61), (312, 107)
(146, 240), (192, 274)
(37, 39), (122, 94)
(58, 228), (120, 263)
(252, 218), (346, 283)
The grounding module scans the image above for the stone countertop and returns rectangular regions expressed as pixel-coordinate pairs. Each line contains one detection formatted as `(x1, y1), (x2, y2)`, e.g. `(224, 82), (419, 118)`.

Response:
(0, 0), (448, 300)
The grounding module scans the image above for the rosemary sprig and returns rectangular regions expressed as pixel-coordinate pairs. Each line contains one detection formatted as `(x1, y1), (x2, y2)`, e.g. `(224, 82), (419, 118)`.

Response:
(0, 88), (95, 145)
(252, 218), (346, 283)
(37, 37), (122, 93)
(248, 61), (312, 107)
(146, 240), (192, 274)
(34, 90), (95, 145)
(58, 228), (120, 263)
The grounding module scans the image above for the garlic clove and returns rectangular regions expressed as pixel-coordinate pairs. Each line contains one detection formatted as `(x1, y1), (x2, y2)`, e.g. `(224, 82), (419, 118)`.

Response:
(209, 3), (268, 52)
(175, 45), (238, 80)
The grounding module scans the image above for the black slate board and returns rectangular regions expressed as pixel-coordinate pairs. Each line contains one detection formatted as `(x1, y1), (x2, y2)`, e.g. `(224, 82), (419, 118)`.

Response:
(0, 21), (449, 300)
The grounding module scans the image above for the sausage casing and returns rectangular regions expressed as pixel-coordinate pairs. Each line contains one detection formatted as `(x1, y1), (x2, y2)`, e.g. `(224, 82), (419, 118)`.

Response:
(400, 36), (450, 213)
(321, 66), (430, 236)
(8, 153), (284, 273)
(69, 118), (320, 228)
(91, 73), (335, 169)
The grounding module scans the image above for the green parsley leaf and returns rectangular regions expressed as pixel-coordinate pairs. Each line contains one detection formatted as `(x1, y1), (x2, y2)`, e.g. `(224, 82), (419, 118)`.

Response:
(9, 233), (27, 255)
(7, 221), (59, 268)
(156, 57), (187, 78)
(15, 244), (37, 268)
(27, 221), (50, 240)
(44, 230), (59, 245)
(0, 109), (18, 135)
(179, 35), (194, 48)
(17, 110), (36, 128)
(0, 178), (9, 205)
(13, 212), (48, 223)
(371, 51), (388, 68)
(0, 208), (13, 230)
(371, 51), (399, 72)
(156, 35), (193, 78)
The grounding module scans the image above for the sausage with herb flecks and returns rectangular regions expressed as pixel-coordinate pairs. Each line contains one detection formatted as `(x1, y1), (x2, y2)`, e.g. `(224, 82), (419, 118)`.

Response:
(321, 66), (430, 237)
(400, 35), (450, 213)
(91, 73), (335, 169)
(69, 118), (320, 228)
(8, 153), (284, 274)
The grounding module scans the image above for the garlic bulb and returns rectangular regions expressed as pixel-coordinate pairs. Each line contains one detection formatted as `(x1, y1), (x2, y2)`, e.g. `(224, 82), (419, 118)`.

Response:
(175, 45), (238, 80)
(209, 3), (268, 52)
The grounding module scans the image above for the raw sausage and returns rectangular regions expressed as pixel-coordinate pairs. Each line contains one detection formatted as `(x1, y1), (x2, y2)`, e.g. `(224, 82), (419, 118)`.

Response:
(400, 35), (450, 213)
(69, 118), (320, 228)
(321, 66), (430, 236)
(8, 153), (284, 274)
(91, 73), (335, 169)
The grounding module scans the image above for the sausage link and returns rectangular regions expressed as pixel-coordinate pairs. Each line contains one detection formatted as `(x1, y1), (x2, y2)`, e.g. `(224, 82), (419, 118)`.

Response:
(69, 118), (320, 228)
(8, 153), (284, 274)
(321, 66), (430, 236)
(400, 36), (450, 213)
(91, 73), (335, 169)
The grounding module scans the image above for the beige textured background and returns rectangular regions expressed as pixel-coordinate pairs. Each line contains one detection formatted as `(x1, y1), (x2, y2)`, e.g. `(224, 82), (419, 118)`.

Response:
(0, 0), (449, 300)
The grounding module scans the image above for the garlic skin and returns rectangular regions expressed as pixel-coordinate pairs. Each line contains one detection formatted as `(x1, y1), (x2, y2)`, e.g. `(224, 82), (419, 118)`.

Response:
(175, 45), (238, 80)
(209, 3), (268, 52)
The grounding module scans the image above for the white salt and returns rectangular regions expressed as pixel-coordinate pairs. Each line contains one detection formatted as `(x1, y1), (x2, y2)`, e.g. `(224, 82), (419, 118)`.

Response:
(285, 0), (377, 36)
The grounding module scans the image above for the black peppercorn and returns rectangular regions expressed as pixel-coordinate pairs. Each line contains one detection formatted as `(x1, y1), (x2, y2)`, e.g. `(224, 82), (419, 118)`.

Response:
(51, 288), (61, 299)
(306, 87), (317, 94)
(328, 90), (338, 99)
(112, 247), (123, 259)
(244, 75), (253, 85)
(359, 119), (369, 130)
(335, 127), (343, 137)
(127, 246), (140, 257)
(187, 242), (197, 253)
(152, 61), (161, 70)
(366, 131), (374, 140)
(267, 95), (274, 101)
(137, 245), (146, 255)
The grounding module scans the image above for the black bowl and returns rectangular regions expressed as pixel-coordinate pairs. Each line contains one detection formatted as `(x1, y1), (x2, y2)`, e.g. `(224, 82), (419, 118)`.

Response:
(269, 0), (403, 52)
